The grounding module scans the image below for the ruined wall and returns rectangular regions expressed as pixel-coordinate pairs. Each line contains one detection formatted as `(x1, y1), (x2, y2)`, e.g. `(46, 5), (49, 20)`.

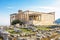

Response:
(33, 12), (55, 25)
(10, 10), (55, 25)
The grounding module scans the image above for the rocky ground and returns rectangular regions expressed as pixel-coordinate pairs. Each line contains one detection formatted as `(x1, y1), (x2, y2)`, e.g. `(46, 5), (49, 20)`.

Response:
(0, 25), (60, 40)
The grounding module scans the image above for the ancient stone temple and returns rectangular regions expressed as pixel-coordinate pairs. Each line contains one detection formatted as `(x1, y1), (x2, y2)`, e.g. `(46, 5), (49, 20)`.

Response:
(10, 10), (55, 25)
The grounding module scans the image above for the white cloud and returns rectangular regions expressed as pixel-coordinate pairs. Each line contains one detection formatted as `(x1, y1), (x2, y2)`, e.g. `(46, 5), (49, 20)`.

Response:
(0, 16), (10, 25)
(29, 6), (55, 12)
(7, 6), (14, 9)
(39, 6), (54, 9)
(52, 0), (60, 19)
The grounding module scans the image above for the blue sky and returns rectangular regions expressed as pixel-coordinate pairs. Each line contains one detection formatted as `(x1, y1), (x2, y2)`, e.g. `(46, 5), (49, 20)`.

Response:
(0, 0), (60, 25)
